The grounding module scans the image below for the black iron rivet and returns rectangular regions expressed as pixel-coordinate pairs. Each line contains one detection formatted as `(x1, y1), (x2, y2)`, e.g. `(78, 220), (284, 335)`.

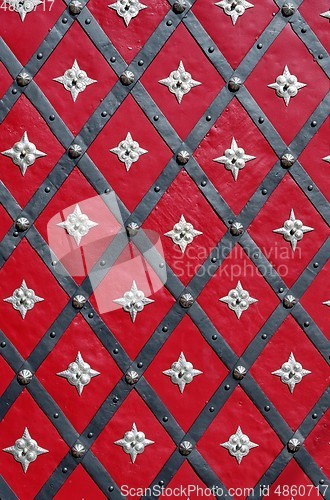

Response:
(162, 326), (168, 332)
(224, 384), (230, 390)
(154, 186), (160, 192)
(264, 405), (270, 412)
(212, 334), (217, 340)
(261, 188), (267, 194)
(211, 257), (217, 263)
(318, 54), (324, 60)
(62, 467), (68, 473)
(52, 261), (57, 266)
(166, 19), (173, 26)
(228, 77), (241, 92)
(159, 480), (165, 486)
(37, 53), (43, 59)
(120, 70), (134, 85)
(16, 73), (32, 88)
(113, 348), (119, 354)
(87, 432), (93, 438)
(100, 260), (106, 266)
(85, 18), (91, 24)
(312, 413), (318, 419)
(173, 0), (186, 13)
(105, 188), (110, 193)
(206, 115), (211, 121)
(113, 396), (119, 403)
(88, 312), (94, 318)
(313, 262), (319, 268)
(281, 3), (296, 17)
(208, 46), (214, 53)
(254, 253), (259, 259)
(307, 185), (313, 191)
(311, 120), (317, 127)
(209, 406), (215, 412)
(228, 219), (233, 224)
(258, 117), (264, 124)
(12, 88), (18, 94)
(162, 417), (168, 422)
(50, 331), (56, 338)
(1, 342), (6, 348)
(108, 486), (114, 492)
(319, 479), (324, 484)
(101, 111), (107, 117)
(13, 231), (19, 237)
(262, 333), (267, 339)
(54, 413), (59, 418)
(137, 362), (143, 368)
(62, 17), (68, 23)
(283, 294), (297, 308)
(110, 56), (116, 63)
(49, 114), (55, 121)
(159, 262), (165, 268)
(301, 26), (307, 33)
(153, 115), (159, 121)
(138, 60), (144, 66)
(45, 187), (51, 193)
(304, 321), (310, 327)
(257, 43), (263, 49)
(201, 180), (207, 187)
(279, 287), (284, 293)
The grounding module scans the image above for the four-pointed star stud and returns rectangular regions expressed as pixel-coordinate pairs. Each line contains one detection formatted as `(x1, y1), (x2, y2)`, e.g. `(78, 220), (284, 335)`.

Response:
(53, 60), (97, 102)
(3, 428), (48, 473)
(108, 0), (147, 26)
(219, 281), (258, 319)
(110, 132), (148, 171)
(215, 0), (254, 25)
(272, 353), (311, 393)
(221, 426), (258, 464)
(57, 352), (100, 396)
(114, 423), (154, 463)
(159, 61), (201, 103)
(3, 280), (44, 319)
(268, 65), (306, 106)
(213, 137), (256, 181)
(113, 281), (154, 322)
(163, 352), (202, 393)
(273, 209), (314, 252)
(57, 204), (98, 246)
(164, 215), (203, 253)
(1, 131), (46, 176)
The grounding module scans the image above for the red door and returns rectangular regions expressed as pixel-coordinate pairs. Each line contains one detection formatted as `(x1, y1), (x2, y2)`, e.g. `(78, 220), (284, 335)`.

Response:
(0, 0), (329, 498)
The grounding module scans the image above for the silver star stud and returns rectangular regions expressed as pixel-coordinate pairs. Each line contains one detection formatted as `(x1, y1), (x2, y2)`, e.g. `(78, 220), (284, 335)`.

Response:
(322, 155), (330, 163)
(219, 281), (257, 319)
(113, 281), (154, 322)
(108, 0), (147, 26)
(115, 423), (154, 463)
(164, 215), (203, 253)
(268, 65), (306, 106)
(163, 352), (202, 393)
(159, 61), (201, 104)
(272, 353), (311, 393)
(215, 0), (254, 25)
(57, 352), (100, 396)
(213, 137), (256, 181)
(3, 428), (48, 473)
(110, 132), (148, 171)
(53, 60), (97, 102)
(3, 280), (44, 319)
(221, 426), (258, 464)
(320, 10), (330, 20)
(273, 209), (314, 252)
(5, 0), (42, 21)
(57, 204), (98, 246)
(323, 300), (330, 307)
(1, 131), (46, 176)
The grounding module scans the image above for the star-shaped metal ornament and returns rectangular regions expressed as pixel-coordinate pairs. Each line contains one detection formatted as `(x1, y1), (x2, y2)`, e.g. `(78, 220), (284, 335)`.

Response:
(114, 423), (154, 463)
(5, 0), (42, 21)
(113, 281), (154, 322)
(57, 204), (98, 246)
(164, 215), (203, 253)
(320, 10), (330, 20)
(268, 65), (306, 106)
(110, 132), (148, 171)
(3, 428), (48, 473)
(159, 61), (201, 104)
(1, 131), (46, 176)
(57, 351), (100, 396)
(3, 280), (44, 319)
(53, 60), (97, 102)
(163, 352), (202, 393)
(323, 300), (330, 307)
(273, 209), (314, 252)
(272, 353), (311, 393)
(219, 281), (257, 319)
(215, 0), (254, 25)
(213, 137), (256, 181)
(108, 0), (147, 26)
(221, 426), (258, 464)
(322, 155), (330, 163)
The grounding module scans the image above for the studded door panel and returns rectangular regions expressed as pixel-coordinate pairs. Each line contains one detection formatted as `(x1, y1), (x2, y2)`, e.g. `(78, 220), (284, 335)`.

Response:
(0, 0), (329, 499)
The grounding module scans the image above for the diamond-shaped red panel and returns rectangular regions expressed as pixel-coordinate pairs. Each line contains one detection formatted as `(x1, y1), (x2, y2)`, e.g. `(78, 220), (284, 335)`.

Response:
(268, 460), (322, 500)
(55, 464), (106, 499)
(0, 95), (65, 207)
(299, 0), (330, 54)
(0, 62), (13, 100)
(248, 176), (330, 287)
(245, 24), (329, 144)
(192, 0), (277, 69)
(0, 391), (68, 499)
(194, 99), (277, 214)
(88, 0), (170, 64)
(197, 387), (283, 498)
(36, 314), (122, 433)
(88, 95), (173, 212)
(144, 315), (228, 432)
(91, 390), (175, 498)
(0, 239), (69, 358)
(141, 23), (224, 139)
(300, 259), (330, 340)
(0, 356), (14, 397)
(304, 410), (330, 478)
(197, 245), (279, 356)
(250, 316), (329, 430)
(144, 170), (226, 286)
(89, 243), (175, 359)
(34, 22), (117, 135)
(298, 117), (330, 202)
(160, 461), (215, 499)
(0, 0), (66, 65)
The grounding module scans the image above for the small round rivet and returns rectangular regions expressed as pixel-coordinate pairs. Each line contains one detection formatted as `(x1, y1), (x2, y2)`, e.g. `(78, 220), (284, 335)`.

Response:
(12, 88), (18, 94)
(319, 479), (324, 484)
(113, 396), (119, 403)
(69, 0), (83, 14)
(50, 331), (56, 338)
(230, 221), (244, 236)
(179, 293), (194, 308)
(262, 333), (267, 340)
(312, 413), (318, 419)
(233, 366), (247, 380)
(209, 406), (215, 412)
(153, 115), (159, 121)
(179, 441), (193, 456)
(16, 217), (30, 232)
(228, 76), (241, 92)
(125, 370), (139, 385)
(0, 342), (6, 348)
(166, 19), (173, 26)
(105, 188), (110, 193)
(283, 294), (296, 309)
(313, 262), (319, 268)
(301, 26), (307, 33)
(287, 438), (301, 453)
(262, 188), (268, 195)
(138, 60), (144, 66)
(173, 0), (186, 14)
(257, 43), (263, 49)
(120, 70), (135, 86)
(304, 321), (310, 327)
(258, 117), (264, 124)
(282, 3), (296, 17)
(201, 180), (207, 187)
(162, 417), (168, 422)
(88, 312), (94, 318)
(159, 480), (164, 486)
(126, 222), (139, 237)
(206, 115), (211, 121)
(54, 413), (59, 419)
(154, 186), (160, 192)
(212, 334), (217, 340)
(62, 17), (68, 23)
(162, 326), (168, 332)
(87, 432), (93, 438)
(113, 348), (119, 354)
(137, 362), (143, 368)
(224, 384), (230, 390)
(176, 150), (190, 165)
(279, 287), (284, 293)
(49, 114), (55, 121)
(281, 153), (295, 168)
(62, 467), (68, 473)
(68, 144), (82, 159)
(108, 486), (114, 492)
(17, 369), (33, 385)
(211, 257), (217, 263)
(16, 72), (32, 87)
(45, 186), (51, 193)
(13, 231), (19, 237)
(85, 18), (91, 24)
(264, 405), (270, 412)
(307, 185), (313, 191)
(208, 46), (214, 53)
(72, 295), (87, 309)
(37, 53), (43, 59)
(311, 120), (317, 127)
(318, 54), (324, 60)
(71, 442), (86, 458)
(101, 111), (107, 117)
(110, 56), (116, 63)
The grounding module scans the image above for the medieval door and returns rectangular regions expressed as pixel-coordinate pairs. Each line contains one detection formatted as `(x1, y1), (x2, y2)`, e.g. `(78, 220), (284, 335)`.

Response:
(0, 0), (329, 498)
